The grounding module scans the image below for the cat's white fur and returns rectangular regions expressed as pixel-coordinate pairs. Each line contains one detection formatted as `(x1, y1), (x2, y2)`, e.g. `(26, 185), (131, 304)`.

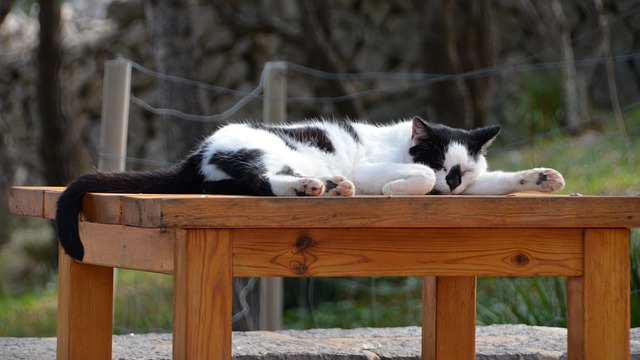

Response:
(199, 118), (564, 196)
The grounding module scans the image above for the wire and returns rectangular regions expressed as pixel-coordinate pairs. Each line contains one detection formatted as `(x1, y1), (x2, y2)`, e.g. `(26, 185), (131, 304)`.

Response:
(129, 66), (265, 123)
(231, 278), (257, 324)
(127, 52), (640, 119)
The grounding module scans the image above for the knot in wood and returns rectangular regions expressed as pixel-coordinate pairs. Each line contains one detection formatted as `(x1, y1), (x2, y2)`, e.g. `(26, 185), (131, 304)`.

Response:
(511, 253), (530, 267)
(295, 236), (313, 252)
(291, 261), (308, 275)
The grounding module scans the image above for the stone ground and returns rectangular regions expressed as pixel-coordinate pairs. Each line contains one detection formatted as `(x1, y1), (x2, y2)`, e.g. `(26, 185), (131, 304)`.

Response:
(3, 325), (640, 359)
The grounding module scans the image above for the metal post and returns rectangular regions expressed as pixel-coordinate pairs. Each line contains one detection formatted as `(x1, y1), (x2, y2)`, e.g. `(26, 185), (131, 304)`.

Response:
(260, 61), (287, 330)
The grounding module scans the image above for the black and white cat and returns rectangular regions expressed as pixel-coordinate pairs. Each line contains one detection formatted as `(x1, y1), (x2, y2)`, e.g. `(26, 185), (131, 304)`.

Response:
(56, 116), (564, 260)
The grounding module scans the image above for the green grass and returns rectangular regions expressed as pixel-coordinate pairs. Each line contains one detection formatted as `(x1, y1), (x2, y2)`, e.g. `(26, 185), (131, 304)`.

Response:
(0, 284), (58, 337)
(1, 111), (639, 335)
(113, 270), (173, 334)
(0, 270), (174, 337)
(488, 109), (640, 196)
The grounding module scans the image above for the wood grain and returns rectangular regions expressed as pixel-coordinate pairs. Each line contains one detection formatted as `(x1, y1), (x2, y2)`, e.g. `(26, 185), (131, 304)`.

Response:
(57, 247), (113, 360)
(174, 229), (233, 360)
(9, 186), (46, 217)
(79, 222), (175, 274)
(81, 193), (123, 224)
(231, 228), (583, 277)
(423, 276), (476, 360)
(156, 195), (640, 229)
(583, 229), (630, 360)
(9, 187), (640, 229)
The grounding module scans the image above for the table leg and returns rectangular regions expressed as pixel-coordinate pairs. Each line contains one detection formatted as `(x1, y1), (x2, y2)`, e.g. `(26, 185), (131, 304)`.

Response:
(422, 276), (476, 360)
(567, 229), (630, 360)
(57, 247), (114, 360)
(174, 229), (233, 360)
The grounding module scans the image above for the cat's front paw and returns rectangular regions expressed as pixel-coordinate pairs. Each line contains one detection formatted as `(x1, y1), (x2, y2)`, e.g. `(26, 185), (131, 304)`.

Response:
(520, 168), (565, 193)
(323, 176), (356, 196)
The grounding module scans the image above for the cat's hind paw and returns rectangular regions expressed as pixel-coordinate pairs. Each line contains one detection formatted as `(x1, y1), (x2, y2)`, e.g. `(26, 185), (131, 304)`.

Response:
(521, 168), (565, 193)
(323, 176), (356, 196)
(295, 178), (326, 196)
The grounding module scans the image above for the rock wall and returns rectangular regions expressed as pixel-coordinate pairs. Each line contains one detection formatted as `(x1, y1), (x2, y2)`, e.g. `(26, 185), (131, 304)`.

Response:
(1, 0), (639, 208)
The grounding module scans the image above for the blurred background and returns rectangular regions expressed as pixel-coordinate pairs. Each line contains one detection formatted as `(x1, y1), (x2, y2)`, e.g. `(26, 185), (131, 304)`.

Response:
(0, 0), (639, 336)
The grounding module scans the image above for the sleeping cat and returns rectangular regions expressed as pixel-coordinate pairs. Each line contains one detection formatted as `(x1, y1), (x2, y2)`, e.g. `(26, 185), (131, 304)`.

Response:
(56, 116), (565, 260)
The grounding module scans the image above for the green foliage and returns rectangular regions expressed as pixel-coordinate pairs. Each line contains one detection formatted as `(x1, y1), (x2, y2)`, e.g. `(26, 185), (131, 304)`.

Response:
(489, 108), (640, 196)
(0, 280), (58, 337)
(113, 270), (174, 334)
(284, 277), (422, 329)
(476, 277), (567, 327)
(523, 72), (564, 134)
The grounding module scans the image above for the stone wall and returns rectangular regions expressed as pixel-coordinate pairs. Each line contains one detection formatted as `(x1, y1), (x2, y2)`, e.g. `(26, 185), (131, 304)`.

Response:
(1, 0), (639, 230)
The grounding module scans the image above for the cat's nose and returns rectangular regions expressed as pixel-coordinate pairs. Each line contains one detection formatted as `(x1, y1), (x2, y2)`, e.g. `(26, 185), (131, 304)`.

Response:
(445, 165), (462, 191)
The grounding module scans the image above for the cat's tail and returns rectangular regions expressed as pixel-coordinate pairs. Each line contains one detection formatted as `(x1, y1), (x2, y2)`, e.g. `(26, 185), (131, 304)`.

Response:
(56, 158), (203, 261)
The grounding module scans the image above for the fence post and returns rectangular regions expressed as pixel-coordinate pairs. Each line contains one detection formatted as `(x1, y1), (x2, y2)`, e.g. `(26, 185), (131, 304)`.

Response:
(262, 61), (287, 124)
(98, 58), (131, 316)
(260, 61), (287, 331)
(98, 58), (131, 172)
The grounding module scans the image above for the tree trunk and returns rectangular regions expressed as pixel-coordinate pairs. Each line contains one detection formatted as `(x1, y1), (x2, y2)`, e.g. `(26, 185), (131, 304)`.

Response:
(144, 0), (206, 163)
(550, 0), (582, 133)
(297, 0), (366, 118)
(37, 0), (78, 185)
(422, 0), (496, 129)
(38, 0), (79, 267)
(457, 1), (497, 129)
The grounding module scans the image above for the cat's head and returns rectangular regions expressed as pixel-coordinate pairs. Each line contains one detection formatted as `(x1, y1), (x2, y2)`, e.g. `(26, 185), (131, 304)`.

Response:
(409, 116), (500, 195)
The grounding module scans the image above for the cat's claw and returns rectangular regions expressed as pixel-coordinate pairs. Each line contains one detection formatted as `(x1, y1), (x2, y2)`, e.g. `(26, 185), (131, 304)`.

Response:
(324, 176), (356, 196)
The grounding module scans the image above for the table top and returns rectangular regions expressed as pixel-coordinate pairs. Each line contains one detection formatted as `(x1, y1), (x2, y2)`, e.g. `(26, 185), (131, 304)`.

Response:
(9, 186), (640, 229)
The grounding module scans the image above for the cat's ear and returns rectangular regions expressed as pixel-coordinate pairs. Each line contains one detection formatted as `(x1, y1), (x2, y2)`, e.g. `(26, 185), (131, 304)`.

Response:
(471, 125), (501, 155)
(411, 116), (435, 144)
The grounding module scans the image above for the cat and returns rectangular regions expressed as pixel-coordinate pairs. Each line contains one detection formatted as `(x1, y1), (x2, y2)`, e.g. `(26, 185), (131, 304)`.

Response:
(56, 116), (565, 260)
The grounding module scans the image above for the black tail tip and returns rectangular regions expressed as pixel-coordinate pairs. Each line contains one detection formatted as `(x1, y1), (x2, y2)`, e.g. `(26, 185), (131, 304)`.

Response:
(61, 241), (85, 261)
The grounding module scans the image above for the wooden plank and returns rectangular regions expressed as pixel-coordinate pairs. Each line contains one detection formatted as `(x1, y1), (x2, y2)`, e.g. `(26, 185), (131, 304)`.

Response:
(423, 276), (476, 360)
(44, 188), (61, 219)
(8, 186), (46, 217)
(57, 247), (113, 360)
(11, 187), (640, 229)
(231, 228), (583, 277)
(79, 222), (175, 274)
(81, 193), (123, 224)
(122, 195), (164, 227)
(174, 229), (233, 360)
(154, 195), (640, 229)
(567, 229), (630, 360)
(566, 276), (585, 360)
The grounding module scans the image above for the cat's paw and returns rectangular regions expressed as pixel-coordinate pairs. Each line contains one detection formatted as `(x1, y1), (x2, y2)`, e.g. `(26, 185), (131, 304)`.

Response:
(520, 168), (565, 192)
(294, 178), (325, 196)
(381, 170), (436, 195)
(323, 176), (356, 196)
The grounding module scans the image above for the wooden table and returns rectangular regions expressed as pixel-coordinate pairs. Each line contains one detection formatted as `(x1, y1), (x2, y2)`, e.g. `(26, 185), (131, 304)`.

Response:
(8, 186), (640, 359)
